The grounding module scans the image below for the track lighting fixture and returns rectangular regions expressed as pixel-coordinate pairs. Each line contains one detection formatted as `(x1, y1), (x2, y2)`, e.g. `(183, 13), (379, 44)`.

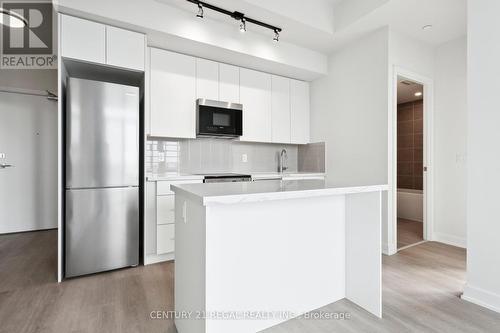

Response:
(187, 0), (282, 41)
(239, 18), (246, 32)
(196, 3), (204, 18)
(273, 29), (279, 42)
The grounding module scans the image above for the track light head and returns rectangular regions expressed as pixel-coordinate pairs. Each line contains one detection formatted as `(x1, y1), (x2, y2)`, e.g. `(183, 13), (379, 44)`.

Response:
(273, 29), (279, 42)
(196, 3), (204, 18)
(239, 18), (246, 32)
(187, 1), (282, 39)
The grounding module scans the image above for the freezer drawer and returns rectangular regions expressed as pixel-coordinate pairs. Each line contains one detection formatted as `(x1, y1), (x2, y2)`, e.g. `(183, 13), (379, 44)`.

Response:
(65, 187), (139, 278)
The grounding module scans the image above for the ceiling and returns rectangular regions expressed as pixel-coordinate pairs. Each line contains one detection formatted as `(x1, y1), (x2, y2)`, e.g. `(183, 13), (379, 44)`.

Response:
(397, 76), (424, 104)
(163, 0), (466, 54)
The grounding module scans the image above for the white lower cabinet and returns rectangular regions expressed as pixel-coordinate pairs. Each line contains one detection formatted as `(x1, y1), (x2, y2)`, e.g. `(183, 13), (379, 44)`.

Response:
(157, 195), (175, 224)
(157, 224), (175, 254)
(145, 179), (202, 264)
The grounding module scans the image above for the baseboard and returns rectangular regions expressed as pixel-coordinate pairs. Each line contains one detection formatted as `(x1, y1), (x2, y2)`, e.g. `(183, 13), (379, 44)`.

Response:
(145, 252), (174, 265)
(382, 243), (397, 256)
(0, 227), (57, 235)
(432, 232), (466, 248)
(462, 284), (500, 314)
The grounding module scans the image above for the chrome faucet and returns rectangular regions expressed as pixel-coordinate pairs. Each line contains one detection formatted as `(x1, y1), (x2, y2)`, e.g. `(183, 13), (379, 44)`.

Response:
(279, 148), (288, 173)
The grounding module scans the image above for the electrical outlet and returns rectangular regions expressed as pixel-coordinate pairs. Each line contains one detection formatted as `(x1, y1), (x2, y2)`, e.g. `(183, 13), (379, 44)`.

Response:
(242, 154), (248, 163)
(0, 153), (5, 159)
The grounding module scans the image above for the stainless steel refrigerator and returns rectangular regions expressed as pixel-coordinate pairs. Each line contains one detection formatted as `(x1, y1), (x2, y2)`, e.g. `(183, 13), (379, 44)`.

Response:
(65, 78), (139, 278)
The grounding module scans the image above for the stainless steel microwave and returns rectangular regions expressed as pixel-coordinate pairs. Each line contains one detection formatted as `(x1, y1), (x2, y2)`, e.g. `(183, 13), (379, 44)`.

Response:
(196, 99), (243, 138)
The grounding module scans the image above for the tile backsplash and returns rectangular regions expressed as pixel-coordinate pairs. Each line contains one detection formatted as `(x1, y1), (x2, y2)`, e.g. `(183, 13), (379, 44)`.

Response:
(298, 142), (326, 173)
(146, 138), (304, 175)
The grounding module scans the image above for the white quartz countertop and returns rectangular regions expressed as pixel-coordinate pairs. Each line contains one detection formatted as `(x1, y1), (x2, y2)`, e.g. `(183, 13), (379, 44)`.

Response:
(251, 172), (325, 180)
(147, 172), (324, 182)
(172, 179), (388, 205)
(146, 174), (204, 182)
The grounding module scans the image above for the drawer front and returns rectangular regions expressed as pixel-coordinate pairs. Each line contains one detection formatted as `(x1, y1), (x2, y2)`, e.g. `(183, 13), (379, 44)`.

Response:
(157, 180), (202, 195)
(157, 224), (175, 254)
(157, 195), (175, 225)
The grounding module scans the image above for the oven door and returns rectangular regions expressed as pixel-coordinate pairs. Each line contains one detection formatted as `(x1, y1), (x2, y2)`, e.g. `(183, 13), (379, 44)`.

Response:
(197, 99), (242, 137)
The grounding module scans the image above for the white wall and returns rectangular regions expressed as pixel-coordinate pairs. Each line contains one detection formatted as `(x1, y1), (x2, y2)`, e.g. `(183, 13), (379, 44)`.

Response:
(390, 30), (435, 79)
(433, 36), (467, 248)
(311, 27), (389, 185)
(462, 0), (500, 314)
(0, 69), (57, 92)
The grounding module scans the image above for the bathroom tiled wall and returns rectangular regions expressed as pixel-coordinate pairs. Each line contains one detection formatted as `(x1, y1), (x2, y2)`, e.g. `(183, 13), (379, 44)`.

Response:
(397, 100), (423, 190)
(146, 138), (305, 175)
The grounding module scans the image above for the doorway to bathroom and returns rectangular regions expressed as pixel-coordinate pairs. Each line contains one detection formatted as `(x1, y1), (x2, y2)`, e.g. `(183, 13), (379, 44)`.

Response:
(395, 74), (427, 251)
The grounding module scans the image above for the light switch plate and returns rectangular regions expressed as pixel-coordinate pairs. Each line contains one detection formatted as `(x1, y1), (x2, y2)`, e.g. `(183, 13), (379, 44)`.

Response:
(242, 154), (248, 163)
(0, 153), (5, 159)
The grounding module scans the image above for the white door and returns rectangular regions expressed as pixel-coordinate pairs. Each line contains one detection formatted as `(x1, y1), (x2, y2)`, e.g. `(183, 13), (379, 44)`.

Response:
(240, 68), (272, 142)
(0, 91), (57, 233)
(271, 75), (291, 143)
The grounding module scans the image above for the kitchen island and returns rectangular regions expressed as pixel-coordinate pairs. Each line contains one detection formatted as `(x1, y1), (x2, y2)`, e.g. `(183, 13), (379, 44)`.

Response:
(172, 180), (387, 333)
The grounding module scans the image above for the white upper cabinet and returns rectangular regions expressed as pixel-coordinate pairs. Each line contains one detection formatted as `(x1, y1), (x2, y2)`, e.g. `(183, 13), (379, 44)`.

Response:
(61, 15), (106, 64)
(240, 68), (272, 143)
(196, 58), (219, 100)
(61, 14), (145, 71)
(290, 79), (310, 144)
(150, 48), (196, 138)
(271, 75), (291, 143)
(219, 63), (240, 103)
(106, 26), (145, 71)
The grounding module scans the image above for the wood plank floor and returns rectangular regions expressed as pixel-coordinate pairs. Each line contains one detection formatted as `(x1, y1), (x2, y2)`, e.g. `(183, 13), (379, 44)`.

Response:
(2, 230), (500, 332)
(397, 218), (423, 249)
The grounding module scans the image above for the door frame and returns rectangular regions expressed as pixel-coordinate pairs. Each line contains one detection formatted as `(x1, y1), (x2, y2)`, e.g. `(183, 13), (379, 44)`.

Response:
(388, 66), (434, 254)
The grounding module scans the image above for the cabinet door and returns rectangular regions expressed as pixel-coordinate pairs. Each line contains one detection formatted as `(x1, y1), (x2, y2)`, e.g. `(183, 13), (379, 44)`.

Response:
(61, 15), (105, 64)
(106, 26), (145, 71)
(290, 79), (310, 144)
(196, 58), (219, 100)
(219, 63), (240, 103)
(271, 75), (291, 143)
(240, 68), (272, 142)
(157, 224), (175, 254)
(150, 48), (196, 138)
(157, 195), (175, 225)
